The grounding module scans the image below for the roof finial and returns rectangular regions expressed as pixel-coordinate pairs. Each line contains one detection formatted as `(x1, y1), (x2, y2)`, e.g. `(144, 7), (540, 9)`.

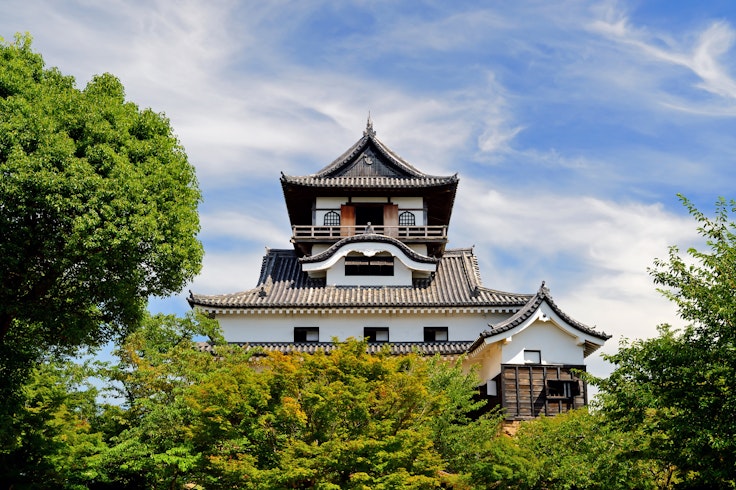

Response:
(364, 111), (376, 137)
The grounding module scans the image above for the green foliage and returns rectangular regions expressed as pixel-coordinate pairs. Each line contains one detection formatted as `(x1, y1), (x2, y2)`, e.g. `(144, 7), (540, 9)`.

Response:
(35, 314), (525, 489)
(593, 196), (736, 488)
(0, 34), (203, 421)
(0, 358), (106, 489)
(514, 408), (676, 489)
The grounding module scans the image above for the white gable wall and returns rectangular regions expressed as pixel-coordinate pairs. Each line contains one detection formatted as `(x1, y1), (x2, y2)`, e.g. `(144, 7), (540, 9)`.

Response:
(501, 321), (585, 365)
(465, 343), (503, 382)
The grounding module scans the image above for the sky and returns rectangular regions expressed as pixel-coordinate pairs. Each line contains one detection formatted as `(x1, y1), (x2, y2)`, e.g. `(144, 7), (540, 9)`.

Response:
(3, 0), (736, 379)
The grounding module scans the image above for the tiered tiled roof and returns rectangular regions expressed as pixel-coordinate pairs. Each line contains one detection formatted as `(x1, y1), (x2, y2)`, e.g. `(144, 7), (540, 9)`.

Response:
(468, 282), (611, 356)
(188, 248), (531, 311)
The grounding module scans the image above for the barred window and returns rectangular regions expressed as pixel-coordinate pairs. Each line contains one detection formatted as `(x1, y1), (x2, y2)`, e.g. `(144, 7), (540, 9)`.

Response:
(547, 380), (580, 399)
(323, 211), (340, 226)
(398, 211), (415, 226)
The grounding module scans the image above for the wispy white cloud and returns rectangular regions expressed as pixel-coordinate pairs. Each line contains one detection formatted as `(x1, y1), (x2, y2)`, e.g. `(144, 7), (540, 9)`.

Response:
(454, 181), (698, 342)
(590, 10), (736, 107)
(201, 211), (291, 246)
(191, 250), (268, 295)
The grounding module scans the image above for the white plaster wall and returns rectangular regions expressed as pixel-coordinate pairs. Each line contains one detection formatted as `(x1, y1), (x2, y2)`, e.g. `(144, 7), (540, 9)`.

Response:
(315, 197), (348, 208)
(407, 244), (428, 255)
(312, 244), (330, 254)
(501, 321), (585, 365)
(352, 196), (389, 203)
(315, 197), (345, 226)
(391, 197), (423, 208)
(471, 343), (503, 381)
(326, 256), (413, 286)
(218, 311), (505, 344)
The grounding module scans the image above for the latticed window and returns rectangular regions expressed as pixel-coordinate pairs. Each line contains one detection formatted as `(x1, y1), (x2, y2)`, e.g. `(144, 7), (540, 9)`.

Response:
(323, 211), (340, 226)
(398, 211), (415, 226)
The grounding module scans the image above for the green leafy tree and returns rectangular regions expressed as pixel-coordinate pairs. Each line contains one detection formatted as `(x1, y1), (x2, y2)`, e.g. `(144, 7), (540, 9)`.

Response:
(0, 359), (107, 490)
(256, 343), (446, 489)
(513, 408), (676, 489)
(91, 315), (517, 489)
(93, 312), (223, 489)
(0, 33), (202, 416)
(593, 196), (736, 488)
(423, 359), (532, 490)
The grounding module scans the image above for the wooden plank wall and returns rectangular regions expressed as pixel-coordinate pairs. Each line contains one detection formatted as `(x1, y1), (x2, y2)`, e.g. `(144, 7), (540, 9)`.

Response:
(499, 364), (587, 419)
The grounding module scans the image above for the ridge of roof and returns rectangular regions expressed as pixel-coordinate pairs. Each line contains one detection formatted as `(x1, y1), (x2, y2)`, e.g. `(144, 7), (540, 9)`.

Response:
(299, 233), (440, 265)
(280, 124), (458, 186)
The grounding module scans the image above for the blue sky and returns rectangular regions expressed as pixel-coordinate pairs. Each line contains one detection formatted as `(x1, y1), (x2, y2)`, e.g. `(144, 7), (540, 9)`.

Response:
(3, 0), (736, 377)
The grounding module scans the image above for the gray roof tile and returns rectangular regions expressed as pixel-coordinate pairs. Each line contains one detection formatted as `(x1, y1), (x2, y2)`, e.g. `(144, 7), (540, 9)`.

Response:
(189, 248), (530, 310)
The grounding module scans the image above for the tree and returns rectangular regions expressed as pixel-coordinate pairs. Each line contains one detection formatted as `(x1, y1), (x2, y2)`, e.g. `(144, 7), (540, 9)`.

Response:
(593, 196), (736, 488)
(92, 312), (224, 489)
(0, 33), (202, 413)
(88, 312), (518, 489)
(514, 408), (676, 489)
(0, 358), (107, 490)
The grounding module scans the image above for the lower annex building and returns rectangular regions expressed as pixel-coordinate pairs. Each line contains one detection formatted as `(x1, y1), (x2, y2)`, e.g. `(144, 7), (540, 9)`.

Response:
(189, 119), (611, 420)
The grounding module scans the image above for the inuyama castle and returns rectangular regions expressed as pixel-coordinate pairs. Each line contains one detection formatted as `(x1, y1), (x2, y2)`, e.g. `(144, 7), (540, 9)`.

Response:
(189, 119), (610, 420)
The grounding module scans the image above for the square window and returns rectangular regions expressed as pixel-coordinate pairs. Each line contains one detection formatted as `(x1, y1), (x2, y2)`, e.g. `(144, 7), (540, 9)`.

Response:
(294, 327), (319, 343)
(424, 327), (448, 342)
(364, 327), (389, 342)
(524, 350), (541, 364)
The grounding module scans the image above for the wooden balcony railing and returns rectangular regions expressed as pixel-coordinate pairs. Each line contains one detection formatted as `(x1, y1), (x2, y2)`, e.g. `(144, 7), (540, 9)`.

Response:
(291, 225), (447, 241)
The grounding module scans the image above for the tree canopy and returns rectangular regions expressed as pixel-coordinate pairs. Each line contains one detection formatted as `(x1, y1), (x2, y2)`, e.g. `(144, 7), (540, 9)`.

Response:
(592, 196), (736, 488)
(0, 34), (202, 386)
(1, 312), (509, 489)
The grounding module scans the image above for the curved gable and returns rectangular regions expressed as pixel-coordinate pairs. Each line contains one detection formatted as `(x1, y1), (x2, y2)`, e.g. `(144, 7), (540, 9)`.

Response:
(469, 283), (611, 358)
(301, 234), (438, 286)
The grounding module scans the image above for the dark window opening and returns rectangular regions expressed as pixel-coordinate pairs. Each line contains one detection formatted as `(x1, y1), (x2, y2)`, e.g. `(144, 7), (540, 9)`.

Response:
(547, 379), (580, 399)
(424, 327), (448, 342)
(355, 206), (384, 226)
(323, 211), (340, 226)
(364, 327), (389, 342)
(399, 211), (416, 226)
(345, 255), (394, 276)
(294, 327), (319, 343)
